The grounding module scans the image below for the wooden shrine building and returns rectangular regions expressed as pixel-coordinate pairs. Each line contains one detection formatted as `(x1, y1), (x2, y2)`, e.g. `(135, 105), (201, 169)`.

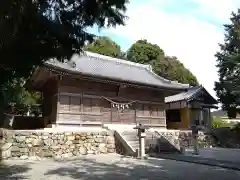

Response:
(26, 52), (190, 129)
(165, 86), (218, 130)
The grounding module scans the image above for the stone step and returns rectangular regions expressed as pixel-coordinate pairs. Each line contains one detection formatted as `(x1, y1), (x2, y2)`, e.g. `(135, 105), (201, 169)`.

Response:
(121, 132), (138, 136)
(117, 130), (182, 156)
(124, 136), (138, 141)
(128, 141), (139, 146)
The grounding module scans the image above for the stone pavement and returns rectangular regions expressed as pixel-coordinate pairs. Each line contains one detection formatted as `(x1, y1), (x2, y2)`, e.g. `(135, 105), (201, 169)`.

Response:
(150, 147), (240, 171)
(1, 154), (240, 180)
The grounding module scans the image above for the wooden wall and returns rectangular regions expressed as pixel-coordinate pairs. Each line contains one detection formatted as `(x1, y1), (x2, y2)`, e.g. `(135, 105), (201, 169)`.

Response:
(42, 78), (58, 127)
(167, 108), (190, 129)
(55, 76), (167, 127)
(167, 108), (211, 130)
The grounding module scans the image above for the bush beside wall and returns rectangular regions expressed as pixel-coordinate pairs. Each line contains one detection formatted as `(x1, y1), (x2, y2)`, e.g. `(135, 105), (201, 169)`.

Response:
(212, 117), (229, 129)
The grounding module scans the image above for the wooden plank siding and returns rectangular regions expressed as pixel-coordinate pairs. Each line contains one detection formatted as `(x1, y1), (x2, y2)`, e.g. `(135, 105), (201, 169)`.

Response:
(55, 77), (167, 127)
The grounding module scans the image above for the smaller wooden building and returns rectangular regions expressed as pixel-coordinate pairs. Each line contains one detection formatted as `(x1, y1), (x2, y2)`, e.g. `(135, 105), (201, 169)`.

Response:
(165, 86), (218, 130)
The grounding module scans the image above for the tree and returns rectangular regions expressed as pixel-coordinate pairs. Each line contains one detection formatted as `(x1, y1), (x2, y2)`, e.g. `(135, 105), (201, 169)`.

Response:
(153, 56), (198, 86)
(85, 36), (122, 58)
(2, 79), (41, 115)
(0, 0), (128, 80)
(0, 0), (128, 116)
(215, 9), (240, 118)
(127, 40), (198, 86)
(127, 39), (164, 64)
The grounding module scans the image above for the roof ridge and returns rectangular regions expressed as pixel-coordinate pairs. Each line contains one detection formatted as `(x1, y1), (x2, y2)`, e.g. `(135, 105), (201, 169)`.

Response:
(84, 51), (152, 70)
(144, 68), (189, 87)
(187, 86), (203, 100)
(84, 51), (189, 88)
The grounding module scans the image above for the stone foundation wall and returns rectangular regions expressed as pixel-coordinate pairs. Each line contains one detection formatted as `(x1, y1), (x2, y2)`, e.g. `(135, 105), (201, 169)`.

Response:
(0, 129), (116, 160)
(179, 131), (216, 148)
(156, 130), (217, 149)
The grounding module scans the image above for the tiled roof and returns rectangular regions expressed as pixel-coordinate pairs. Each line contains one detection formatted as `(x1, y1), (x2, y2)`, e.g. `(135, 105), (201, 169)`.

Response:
(165, 86), (218, 104)
(165, 86), (202, 103)
(45, 51), (190, 89)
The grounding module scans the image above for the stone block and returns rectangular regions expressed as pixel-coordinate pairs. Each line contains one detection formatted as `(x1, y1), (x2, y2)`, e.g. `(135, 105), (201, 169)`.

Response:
(106, 144), (115, 149)
(87, 150), (94, 154)
(19, 148), (29, 153)
(1, 142), (12, 150)
(107, 149), (115, 153)
(20, 155), (28, 160)
(11, 146), (20, 152)
(2, 150), (11, 158)
(99, 147), (108, 153)
(32, 139), (42, 146)
(79, 147), (87, 155)
(15, 136), (26, 143)
(87, 139), (94, 143)
(75, 135), (81, 140)
(40, 151), (52, 157)
(29, 156), (41, 161)
(44, 139), (53, 146)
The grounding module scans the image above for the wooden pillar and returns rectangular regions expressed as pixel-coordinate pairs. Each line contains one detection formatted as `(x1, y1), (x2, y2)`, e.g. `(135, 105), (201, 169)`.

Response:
(134, 104), (137, 125)
(208, 108), (212, 129)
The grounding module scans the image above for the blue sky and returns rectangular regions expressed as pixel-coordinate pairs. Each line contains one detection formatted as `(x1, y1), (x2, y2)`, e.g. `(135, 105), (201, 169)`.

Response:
(88, 0), (240, 98)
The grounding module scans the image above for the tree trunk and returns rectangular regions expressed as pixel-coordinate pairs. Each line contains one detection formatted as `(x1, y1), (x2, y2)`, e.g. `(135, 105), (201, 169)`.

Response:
(227, 107), (237, 119)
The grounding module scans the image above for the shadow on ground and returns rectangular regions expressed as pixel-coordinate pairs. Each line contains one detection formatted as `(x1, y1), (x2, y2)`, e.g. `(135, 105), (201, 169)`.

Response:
(45, 158), (168, 180)
(0, 162), (31, 180)
(43, 155), (240, 180)
(0, 155), (240, 180)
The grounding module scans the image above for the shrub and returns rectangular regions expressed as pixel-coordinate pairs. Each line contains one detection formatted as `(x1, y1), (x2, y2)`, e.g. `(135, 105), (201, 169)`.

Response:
(231, 122), (240, 135)
(212, 117), (229, 129)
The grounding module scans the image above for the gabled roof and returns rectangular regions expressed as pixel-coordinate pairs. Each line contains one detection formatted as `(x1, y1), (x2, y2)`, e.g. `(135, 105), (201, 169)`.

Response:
(44, 51), (190, 90)
(165, 85), (218, 104)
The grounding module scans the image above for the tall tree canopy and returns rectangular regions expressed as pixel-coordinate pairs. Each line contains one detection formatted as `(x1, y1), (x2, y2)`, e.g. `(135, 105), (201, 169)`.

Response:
(215, 9), (240, 118)
(0, 0), (129, 81)
(127, 40), (199, 86)
(127, 39), (165, 64)
(0, 0), (128, 116)
(152, 56), (199, 86)
(86, 38), (198, 86)
(85, 36), (123, 58)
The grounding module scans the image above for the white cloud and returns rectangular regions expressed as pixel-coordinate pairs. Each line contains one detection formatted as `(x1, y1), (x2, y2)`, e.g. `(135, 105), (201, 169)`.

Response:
(103, 0), (240, 99)
(191, 0), (239, 22)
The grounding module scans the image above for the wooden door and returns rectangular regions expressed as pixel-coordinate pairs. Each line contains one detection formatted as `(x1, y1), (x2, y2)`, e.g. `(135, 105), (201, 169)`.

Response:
(110, 104), (136, 124)
(58, 94), (82, 125)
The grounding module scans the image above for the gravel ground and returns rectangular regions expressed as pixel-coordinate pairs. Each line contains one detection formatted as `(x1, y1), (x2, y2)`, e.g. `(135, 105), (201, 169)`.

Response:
(1, 154), (240, 180)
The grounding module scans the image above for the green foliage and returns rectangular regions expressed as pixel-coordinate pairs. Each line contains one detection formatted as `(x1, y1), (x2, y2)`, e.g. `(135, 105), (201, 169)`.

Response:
(85, 38), (198, 86)
(0, 0), (128, 77)
(214, 9), (240, 118)
(0, 0), (128, 116)
(0, 0), (128, 83)
(127, 40), (199, 86)
(1, 79), (41, 115)
(231, 123), (240, 135)
(127, 40), (164, 64)
(212, 117), (229, 129)
(85, 36), (122, 58)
